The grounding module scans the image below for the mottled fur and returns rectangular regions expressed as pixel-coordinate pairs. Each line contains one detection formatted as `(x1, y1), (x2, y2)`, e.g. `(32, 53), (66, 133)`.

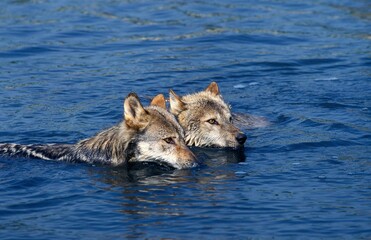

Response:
(0, 93), (196, 169)
(169, 82), (247, 149)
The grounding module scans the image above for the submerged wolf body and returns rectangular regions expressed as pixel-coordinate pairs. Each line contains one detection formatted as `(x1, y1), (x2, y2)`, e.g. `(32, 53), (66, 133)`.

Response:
(169, 82), (247, 149)
(0, 93), (196, 169)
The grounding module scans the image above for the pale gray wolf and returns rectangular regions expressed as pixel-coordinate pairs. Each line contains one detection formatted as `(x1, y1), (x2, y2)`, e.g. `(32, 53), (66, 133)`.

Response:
(0, 93), (197, 169)
(169, 82), (247, 149)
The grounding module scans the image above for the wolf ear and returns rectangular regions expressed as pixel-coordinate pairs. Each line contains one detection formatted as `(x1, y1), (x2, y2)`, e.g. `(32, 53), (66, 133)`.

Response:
(169, 89), (186, 115)
(124, 93), (150, 129)
(205, 81), (220, 96)
(150, 94), (166, 109)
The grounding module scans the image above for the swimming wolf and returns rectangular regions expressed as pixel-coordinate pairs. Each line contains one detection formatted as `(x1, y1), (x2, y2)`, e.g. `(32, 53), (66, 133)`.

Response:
(169, 82), (247, 149)
(0, 93), (196, 169)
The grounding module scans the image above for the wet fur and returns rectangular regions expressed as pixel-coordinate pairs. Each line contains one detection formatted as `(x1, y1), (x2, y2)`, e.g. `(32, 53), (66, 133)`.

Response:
(0, 93), (196, 169)
(169, 82), (247, 149)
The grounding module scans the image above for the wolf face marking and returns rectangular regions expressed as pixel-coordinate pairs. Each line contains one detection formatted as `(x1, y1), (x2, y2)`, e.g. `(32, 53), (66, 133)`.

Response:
(0, 93), (197, 169)
(169, 82), (247, 149)
(131, 94), (197, 169)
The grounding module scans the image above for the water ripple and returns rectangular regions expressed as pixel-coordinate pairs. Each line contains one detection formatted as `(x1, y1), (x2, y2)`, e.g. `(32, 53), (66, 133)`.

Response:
(0, 0), (370, 239)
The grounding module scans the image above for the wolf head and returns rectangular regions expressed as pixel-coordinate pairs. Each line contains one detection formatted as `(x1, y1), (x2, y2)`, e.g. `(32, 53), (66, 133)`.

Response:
(124, 93), (197, 169)
(169, 82), (247, 149)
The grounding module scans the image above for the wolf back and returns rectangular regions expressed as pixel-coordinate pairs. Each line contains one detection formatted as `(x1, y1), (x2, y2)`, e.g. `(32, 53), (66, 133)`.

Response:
(0, 93), (196, 169)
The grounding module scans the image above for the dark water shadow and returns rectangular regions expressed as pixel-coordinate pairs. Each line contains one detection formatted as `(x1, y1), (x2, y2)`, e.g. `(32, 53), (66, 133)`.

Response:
(87, 147), (247, 187)
(192, 147), (246, 167)
(79, 148), (249, 238)
(89, 162), (177, 186)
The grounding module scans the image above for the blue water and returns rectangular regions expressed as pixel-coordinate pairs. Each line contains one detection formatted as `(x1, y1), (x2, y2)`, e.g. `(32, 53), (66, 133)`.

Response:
(0, 0), (370, 239)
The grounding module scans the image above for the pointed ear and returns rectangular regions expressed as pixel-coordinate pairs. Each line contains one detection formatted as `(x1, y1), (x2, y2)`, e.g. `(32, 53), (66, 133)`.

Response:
(150, 94), (166, 109)
(169, 89), (186, 115)
(205, 81), (220, 96)
(124, 93), (150, 129)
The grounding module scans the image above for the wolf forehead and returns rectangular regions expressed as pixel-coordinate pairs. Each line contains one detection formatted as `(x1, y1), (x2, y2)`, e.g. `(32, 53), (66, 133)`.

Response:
(184, 96), (231, 116)
(146, 106), (185, 136)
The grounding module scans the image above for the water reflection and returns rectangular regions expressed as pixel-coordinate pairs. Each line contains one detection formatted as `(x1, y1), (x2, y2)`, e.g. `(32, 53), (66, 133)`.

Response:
(192, 147), (246, 167)
(86, 149), (244, 234)
(90, 146), (246, 187)
(87, 148), (246, 238)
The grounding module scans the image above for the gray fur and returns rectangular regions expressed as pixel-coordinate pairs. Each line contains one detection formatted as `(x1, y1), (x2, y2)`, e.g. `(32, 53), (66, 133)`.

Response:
(0, 122), (136, 166)
(0, 93), (197, 169)
(169, 82), (247, 149)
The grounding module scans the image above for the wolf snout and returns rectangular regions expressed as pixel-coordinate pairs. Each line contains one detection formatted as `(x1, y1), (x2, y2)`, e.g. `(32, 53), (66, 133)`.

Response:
(236, 133), (247, 145)
(176, 157), (198, 169)
(181, 159), (198, 169)
(178, 148), (198, 169)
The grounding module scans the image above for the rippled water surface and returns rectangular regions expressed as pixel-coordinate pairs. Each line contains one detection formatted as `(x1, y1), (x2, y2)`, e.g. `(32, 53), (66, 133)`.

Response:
(0, 0), (370, 239)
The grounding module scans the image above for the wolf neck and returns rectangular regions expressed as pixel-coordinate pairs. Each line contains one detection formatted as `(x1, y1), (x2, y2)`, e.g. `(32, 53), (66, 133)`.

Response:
(77, 122), (136, 166)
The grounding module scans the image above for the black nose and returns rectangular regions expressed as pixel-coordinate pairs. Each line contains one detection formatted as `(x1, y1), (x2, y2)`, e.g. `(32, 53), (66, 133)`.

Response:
(236, 133), (247, 145)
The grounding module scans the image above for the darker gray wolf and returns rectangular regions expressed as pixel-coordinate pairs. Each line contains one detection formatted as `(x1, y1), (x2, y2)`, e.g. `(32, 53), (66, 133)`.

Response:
(0, 93), (197, 169)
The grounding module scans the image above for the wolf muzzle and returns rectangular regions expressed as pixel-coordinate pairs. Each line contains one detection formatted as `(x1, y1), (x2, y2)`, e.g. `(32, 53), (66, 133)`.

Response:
(236, 133), (247, 145)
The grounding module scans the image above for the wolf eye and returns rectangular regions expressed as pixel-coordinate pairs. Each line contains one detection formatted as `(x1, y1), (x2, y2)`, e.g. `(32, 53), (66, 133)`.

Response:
(163, 137), (175, 144)
(207, 119), (218, 125)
